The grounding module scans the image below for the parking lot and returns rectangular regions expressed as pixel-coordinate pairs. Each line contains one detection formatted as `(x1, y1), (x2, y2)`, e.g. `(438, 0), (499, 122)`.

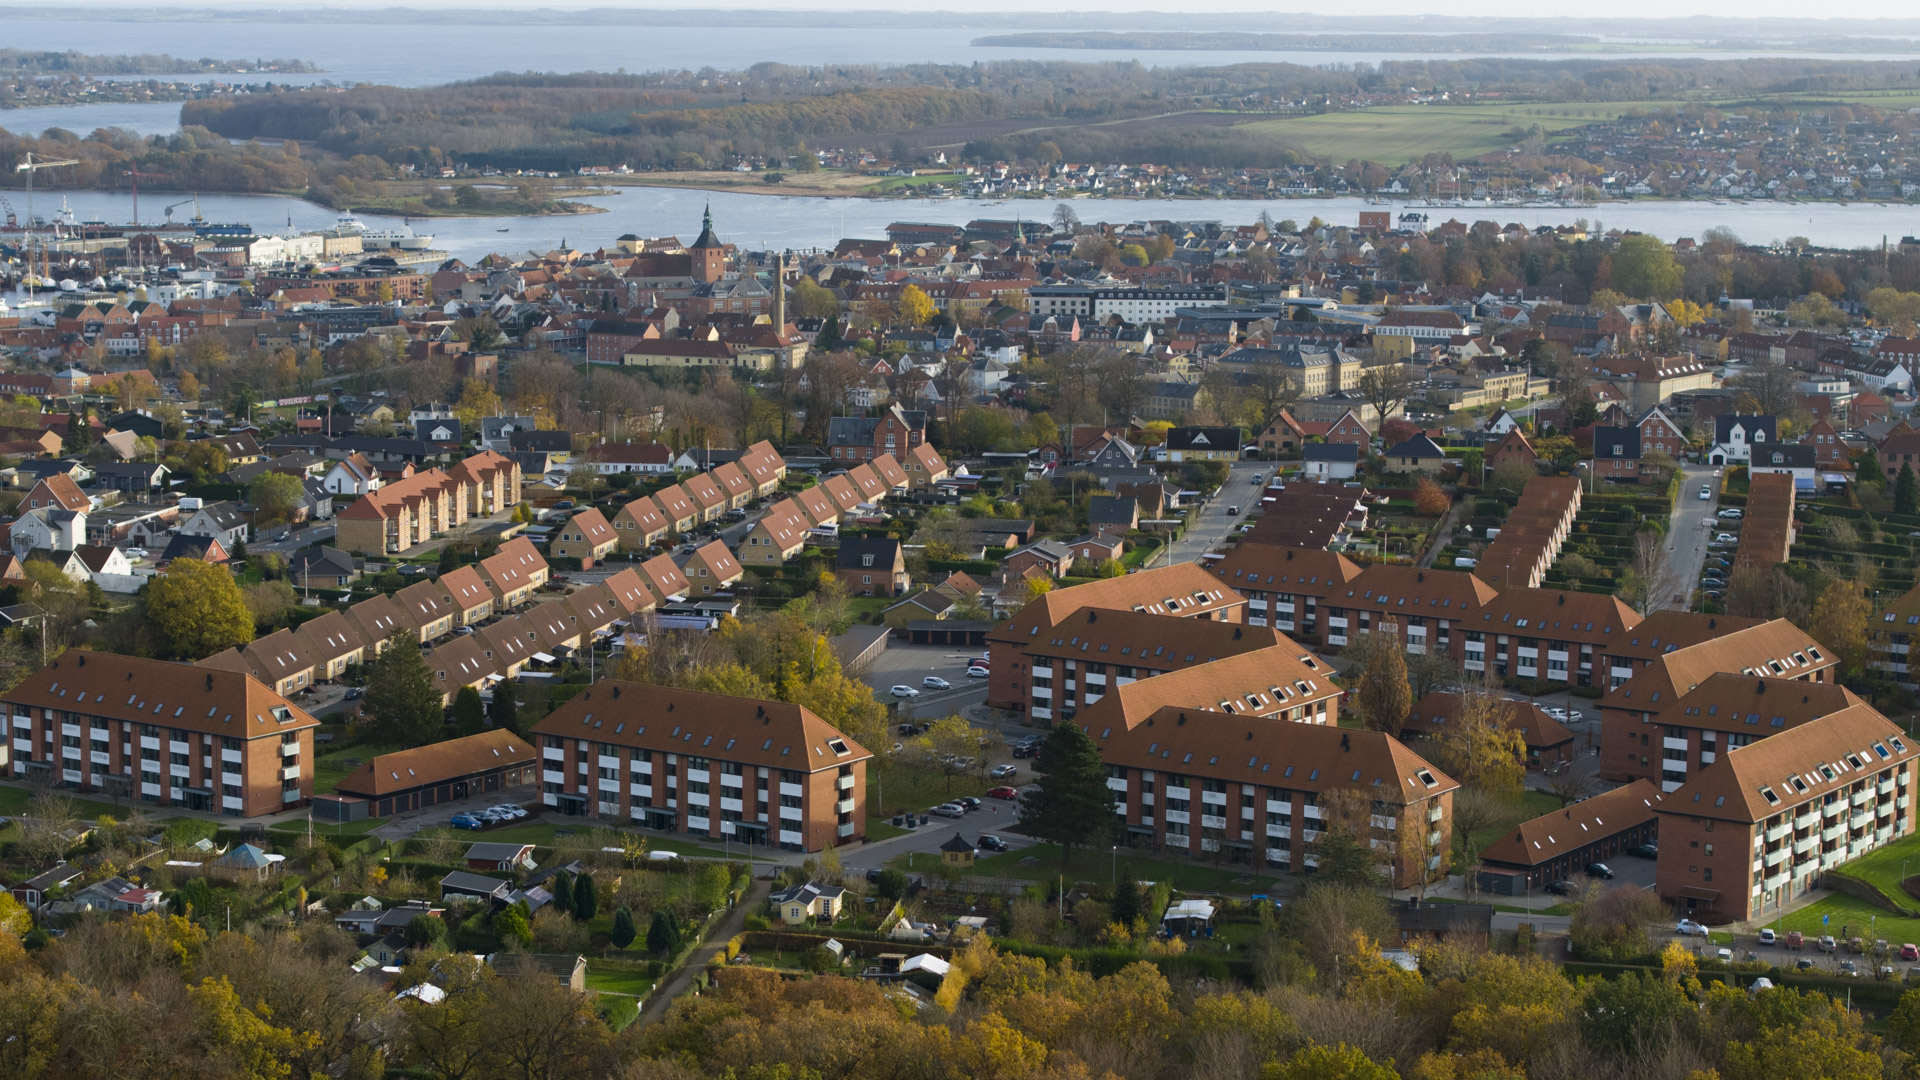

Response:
(860, 641), (993, 719)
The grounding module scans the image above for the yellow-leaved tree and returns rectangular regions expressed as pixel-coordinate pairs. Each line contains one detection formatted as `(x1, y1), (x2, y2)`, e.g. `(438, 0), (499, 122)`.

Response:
(145, 558), (255, 660)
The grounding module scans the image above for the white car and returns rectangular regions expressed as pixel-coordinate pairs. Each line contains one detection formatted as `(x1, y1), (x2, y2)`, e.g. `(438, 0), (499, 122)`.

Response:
(1719, 508), (1743, 519)
(1677, 919), (1711, 937)
(890, 685), (921, 698)
(966, 666), (989, 679)
(922, 676), (950, 691)
(1715, 532), (1738, 544)
(491, 804), (528, 820)
(1543, 706), (1570, 721)
(1698, 486), (1712, 500)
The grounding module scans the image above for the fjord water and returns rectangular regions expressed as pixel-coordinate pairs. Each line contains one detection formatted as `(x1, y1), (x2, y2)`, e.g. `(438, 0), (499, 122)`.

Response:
(17, 188), (1920, 262)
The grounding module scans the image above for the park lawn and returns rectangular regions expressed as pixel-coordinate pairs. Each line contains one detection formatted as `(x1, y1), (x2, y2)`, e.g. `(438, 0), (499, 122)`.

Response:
(938, 842), (1269, 894)
(1232, 104), (1611, 166)
(311, 741), (406, 795)
(478, 823), (731, 858)
(268, 817), (387, 839)
(1833, 831), (1920, 906)
(0, 784), (128, 821)
(1452, 789), (1561, 873)
(1775, 891), (1920, 944)
(871, 765), (999, 820)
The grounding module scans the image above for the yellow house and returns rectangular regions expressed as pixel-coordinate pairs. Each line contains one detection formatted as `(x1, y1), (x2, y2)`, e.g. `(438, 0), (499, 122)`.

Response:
(770, 882), (846, 925)
(740, 499), (809, 565)
(612, 494), (671, 550)
(549, 506), (619, 566)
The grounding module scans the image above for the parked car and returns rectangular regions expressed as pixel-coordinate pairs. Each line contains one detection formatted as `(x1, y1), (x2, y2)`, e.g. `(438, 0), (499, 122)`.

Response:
(922, 676), (951, 691)
(1719, 508), (1744, 519)
(1715, 532), (1738, 543)
(1900, 943), (1919, 961)
(986, 786), (1020, 800)
(343, 687), (365, 700)
(1628, 843), (1659, 858)
(1786, 931), (1805, 948)
(930, 803), (965, 818)
(492, 805), (527, 820)
(450, 814), (484, 830)
(1840, 960), (1859, 977)
(1796, 956), (1816, 970)
(890, 685), (921, 698)
(1819, 934), (1838, 952)
(966, 666), (990, 679)
(1226, 506), (1240, 516)
(1585, 861), (1615, 879)
(956, 797), (982, 811)
(1677, 919), (1711, 937)
(978, 834), (1009, 852)
(1544, 880), (1578, 896)
(1699, 485), (1713, 500)
(990, 764), (1018, 779)
(1759, 928), (1777, 945)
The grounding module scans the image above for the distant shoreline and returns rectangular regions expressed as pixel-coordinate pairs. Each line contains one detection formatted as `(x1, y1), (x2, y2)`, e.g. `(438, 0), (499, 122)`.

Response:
(968, 31), (1920, 56)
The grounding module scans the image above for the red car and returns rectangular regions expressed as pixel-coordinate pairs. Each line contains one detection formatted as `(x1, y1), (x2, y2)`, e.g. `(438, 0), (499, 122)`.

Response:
(987, 786), (1020, 800)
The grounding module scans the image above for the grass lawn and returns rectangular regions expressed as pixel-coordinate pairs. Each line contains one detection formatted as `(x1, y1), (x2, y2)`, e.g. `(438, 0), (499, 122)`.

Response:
(871, 765), (998, 819)
(311, 742), (405, 795)
(1452, 789), (1561, 873)
(865, 818), (909, 842)
(0, 784), (131, 821)
(1775, 892), (1920, 944)
(585, 967), (655, 997)
(1233, 104), (1628, 166)
(268, 817), (387, 839)
(479, 823), (731, 858)
(1833, 831), (1920, 907)
(925, 841), (1272, 894)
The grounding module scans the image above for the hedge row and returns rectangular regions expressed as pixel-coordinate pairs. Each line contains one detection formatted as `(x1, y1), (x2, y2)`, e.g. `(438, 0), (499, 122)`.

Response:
(994, 939), (1253, 983)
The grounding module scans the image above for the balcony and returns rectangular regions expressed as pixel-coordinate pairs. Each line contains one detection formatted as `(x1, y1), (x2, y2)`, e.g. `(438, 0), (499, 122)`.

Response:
(1163, 832), (1189, 848)
(1165, 786), (1191, 801)
(281, 790), (299, 804)
(1824, 801), (1845, 818)
(280, 763), (300, 781)
(1429, 805), (1445, 823)
(1794, 811), (1819, 830)
(542, 747), (564, 762)
(838, 774), (856, 791)
(1851, 812), (1873, 830)
(1882, 779), (1898, 796)
(1794, 835), (1819, 854)
(280, 739), (299, 757)
(542, 769), (565, 785)
(779, 781), (803, 798)
(1765, 822), (1791, 842)
(1163, 809), (1190, 825)
(837, 798), (856, 815)
(837, 822), (856, 838)
(1854, 789), (1875, 808)
(1200, 814), (1228, 830)
(1765, 847), (1790, 867)
(1664, 737), (1690, 752)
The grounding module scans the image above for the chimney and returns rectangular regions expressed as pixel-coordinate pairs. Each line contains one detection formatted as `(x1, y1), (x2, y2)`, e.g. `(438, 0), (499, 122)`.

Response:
(773, 251), (786, 332)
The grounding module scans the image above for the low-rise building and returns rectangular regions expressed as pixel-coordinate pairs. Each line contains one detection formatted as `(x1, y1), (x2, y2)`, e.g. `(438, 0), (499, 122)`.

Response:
(684, 540), (742, 596)
(532, 682), (872, 851)
(335, 730), (537, 818)
(1655, 703), (1916, 923)
(3, 650), (319, 816)
(1476, 779), (1664, 895)
(1092, 707), (1456, 888)
(549, 507), (619, 567)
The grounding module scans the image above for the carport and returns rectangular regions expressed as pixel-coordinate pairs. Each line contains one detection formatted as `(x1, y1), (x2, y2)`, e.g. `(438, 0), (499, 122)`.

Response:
(907, 620), (993, 646)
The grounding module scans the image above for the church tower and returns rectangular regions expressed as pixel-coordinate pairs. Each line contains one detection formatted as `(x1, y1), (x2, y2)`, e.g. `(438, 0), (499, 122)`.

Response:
(690, 203), (725, 284)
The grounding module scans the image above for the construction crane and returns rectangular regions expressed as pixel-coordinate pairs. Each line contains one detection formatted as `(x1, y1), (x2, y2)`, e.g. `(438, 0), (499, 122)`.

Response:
(125, 166), (165, 225)
(162, 194), (204, 225)
(14, 152), (78, 301)
(15, 151), (79, 232)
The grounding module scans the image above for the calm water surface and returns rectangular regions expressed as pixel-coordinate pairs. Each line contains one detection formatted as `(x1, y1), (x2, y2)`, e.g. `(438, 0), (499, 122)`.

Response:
(11, 188), (1919, 262)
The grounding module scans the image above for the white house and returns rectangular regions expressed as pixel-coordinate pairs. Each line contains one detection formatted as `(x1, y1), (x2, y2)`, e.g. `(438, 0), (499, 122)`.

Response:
(1483, 407), (1519, 435)
(323, 454), (382, 496)
(1709, 414), (1777, 466)
(178, 499), (251, 546)
(10, 507), (85, 555)
(1301, 442), (1360, 480)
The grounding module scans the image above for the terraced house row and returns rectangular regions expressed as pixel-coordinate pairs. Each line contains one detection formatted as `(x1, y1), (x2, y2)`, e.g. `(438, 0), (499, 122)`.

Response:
(335, 449), (523, 555)
(607, 441), (793, 549)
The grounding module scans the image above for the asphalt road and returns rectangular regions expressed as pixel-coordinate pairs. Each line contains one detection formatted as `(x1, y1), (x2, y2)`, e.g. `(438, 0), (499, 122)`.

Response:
(1656, 463), (1730, 613)
(1163, 460), (1262, 565)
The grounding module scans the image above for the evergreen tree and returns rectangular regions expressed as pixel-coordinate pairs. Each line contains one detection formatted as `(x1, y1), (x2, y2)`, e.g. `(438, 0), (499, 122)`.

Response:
(489, 684), (519, 735)
(68, 410), (93, 454)
(1110, 864), (1141, 929)
(1898, 462), (1919, 516)
(572, 871), (598, 923)
(815, 314), (842, 351)
(549, 870), (572, 914)
(437, 544), (460, 574)
(450, 686), (485, 737)
(646, 909), (682, 955)
(364, 629), (443, 747)
(1858, 446), (1884, 485)
(1017, 721), (1116, 867)
(610, 905), (637, 950)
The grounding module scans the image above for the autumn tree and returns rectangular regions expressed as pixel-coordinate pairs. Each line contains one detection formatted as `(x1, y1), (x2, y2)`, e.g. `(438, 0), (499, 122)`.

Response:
(144, 558), (254, 660)
(452, 377), (501, 431)
(1357, 362), (1415, 427)
(1429, 681), (1526, 796)
(914, 714), (992, 792)
(893, 284), (935, 327)
(364, 629), (444, 747)
(1413, 475), (1450, 516)
(1610, 233), (1681, 299)
(1018, 720), (1114, 867)
(1806, 581), (1871, 681)
(247, 471), (304, 529)
(1352, 628), (1412, 737)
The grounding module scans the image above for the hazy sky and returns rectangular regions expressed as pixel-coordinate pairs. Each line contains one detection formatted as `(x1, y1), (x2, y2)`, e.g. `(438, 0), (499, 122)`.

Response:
(50, 0), (1920, 18)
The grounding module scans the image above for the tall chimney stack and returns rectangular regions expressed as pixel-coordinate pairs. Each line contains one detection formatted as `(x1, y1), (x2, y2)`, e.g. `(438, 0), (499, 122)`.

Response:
(774, 251), (787, 331)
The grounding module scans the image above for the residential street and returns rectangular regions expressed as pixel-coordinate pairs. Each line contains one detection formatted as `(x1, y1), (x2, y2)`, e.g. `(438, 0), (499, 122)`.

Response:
(1656, 462), (1725, 613)
(1162, 460), (1260, 566)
